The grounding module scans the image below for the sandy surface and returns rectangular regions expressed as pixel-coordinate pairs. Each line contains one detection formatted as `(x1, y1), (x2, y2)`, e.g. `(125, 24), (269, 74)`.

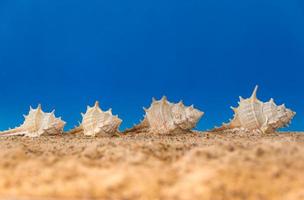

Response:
(0, 130), (304, 200)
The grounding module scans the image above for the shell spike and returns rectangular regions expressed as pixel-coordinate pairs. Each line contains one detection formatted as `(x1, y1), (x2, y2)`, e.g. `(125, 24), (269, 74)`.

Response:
(37, 104), (42, 110)
(107, 108), (112, 114)
(152, 97), (156, 102)
(178, 100), (184, 106)
(198, 110), (204, 116)
(250, 85), (259, 101)
(161, 96), (167, 102)
(230, 106), (237, 112)
(94, 101), (100, 107)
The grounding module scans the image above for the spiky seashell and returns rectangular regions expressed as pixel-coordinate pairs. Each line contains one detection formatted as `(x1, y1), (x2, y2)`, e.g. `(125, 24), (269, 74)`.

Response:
(212, 86), (296, 133)
(0, 104), (66, 137)
(125, 96), (204, 134)
(74, 101), (122, 136)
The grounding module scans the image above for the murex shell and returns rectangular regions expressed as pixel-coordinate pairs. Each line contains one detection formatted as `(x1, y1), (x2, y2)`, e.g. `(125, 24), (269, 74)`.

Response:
(80, 101), (122, 136)
(128, 96), (204, 134)
(0, 104), (65, 137)
(214, 86), (295, 133)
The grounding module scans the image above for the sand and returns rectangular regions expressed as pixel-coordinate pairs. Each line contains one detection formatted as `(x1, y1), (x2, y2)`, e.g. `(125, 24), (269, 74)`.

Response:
(0, 130), (304, 200)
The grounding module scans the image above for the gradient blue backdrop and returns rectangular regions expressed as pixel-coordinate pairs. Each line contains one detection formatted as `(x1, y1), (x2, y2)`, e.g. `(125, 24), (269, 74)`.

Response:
(0, 0), (303, 131)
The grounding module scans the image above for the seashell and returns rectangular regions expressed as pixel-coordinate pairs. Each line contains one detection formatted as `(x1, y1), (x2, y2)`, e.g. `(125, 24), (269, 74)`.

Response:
(212, 86), (296, 133)
(0, 104), (66, 137)
(125, 96), (204, 134)
(69, 101), (122, 136)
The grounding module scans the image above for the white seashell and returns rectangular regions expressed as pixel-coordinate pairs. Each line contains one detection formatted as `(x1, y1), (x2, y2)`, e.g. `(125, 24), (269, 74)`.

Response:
(213, 86), (296, 133)
(80, 101), (122, 136)
(0, 104), (65, 137)
(127, 96), (204, 134)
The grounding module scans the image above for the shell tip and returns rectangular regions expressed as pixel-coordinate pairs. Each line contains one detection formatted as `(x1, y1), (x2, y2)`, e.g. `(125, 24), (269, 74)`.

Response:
(251, 85), (258, 100)
(161, 96), (167, 102)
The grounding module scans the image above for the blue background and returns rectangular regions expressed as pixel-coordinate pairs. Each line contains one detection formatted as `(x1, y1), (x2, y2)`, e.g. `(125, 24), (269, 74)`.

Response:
(0, 0), (303, 131)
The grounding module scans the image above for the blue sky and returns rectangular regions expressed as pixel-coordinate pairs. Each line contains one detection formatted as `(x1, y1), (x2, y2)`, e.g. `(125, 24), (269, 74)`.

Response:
(0, 0), (303, 131)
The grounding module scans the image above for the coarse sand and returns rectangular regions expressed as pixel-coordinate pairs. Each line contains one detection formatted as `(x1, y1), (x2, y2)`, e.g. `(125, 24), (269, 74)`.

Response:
(0, 130), (304, 200)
